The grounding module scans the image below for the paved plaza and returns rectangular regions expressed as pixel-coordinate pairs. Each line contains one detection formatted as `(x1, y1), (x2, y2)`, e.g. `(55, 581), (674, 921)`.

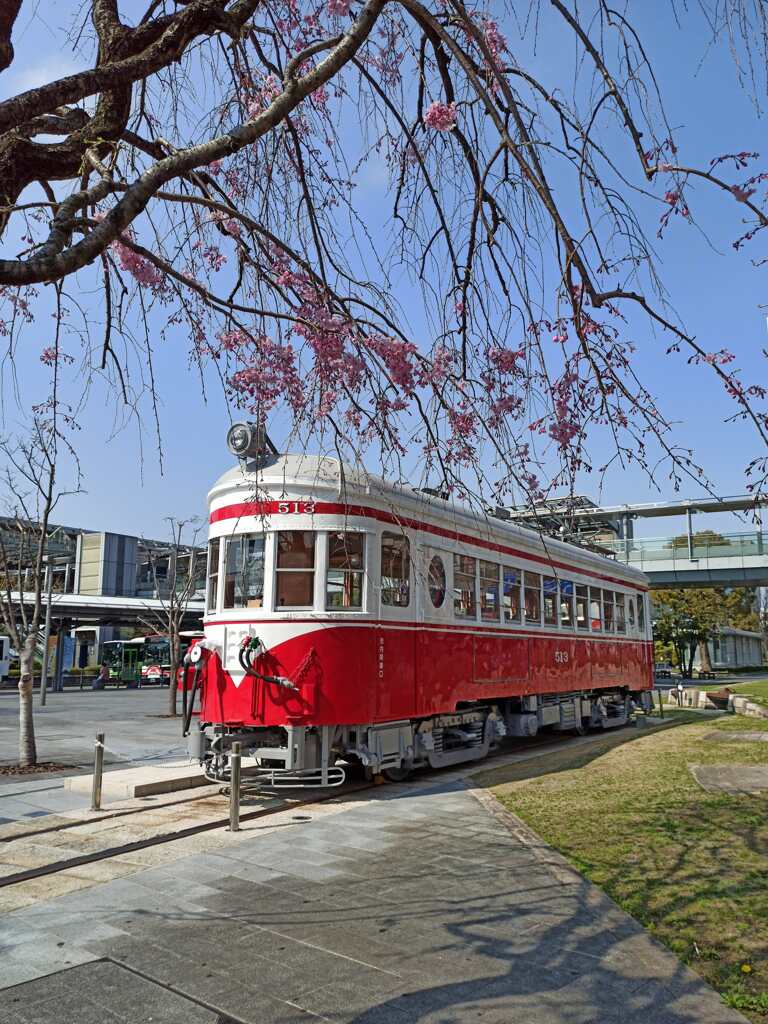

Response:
(0, 689), (187, 823)
(0, 772), (745, 1024)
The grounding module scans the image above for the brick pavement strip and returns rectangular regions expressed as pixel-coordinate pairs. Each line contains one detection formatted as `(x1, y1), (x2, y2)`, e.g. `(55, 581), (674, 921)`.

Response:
(0, 777), (748, 1024)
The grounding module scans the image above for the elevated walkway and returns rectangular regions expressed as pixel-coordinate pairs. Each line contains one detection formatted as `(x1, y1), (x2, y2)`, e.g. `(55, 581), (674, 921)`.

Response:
(601, 531), (768, 587)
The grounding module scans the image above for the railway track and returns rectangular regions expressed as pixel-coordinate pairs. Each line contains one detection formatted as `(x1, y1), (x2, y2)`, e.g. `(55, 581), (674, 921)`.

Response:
(0, 725), (628, 894)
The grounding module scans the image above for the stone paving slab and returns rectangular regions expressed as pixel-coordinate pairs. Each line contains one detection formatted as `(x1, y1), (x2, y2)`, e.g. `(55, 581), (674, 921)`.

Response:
(703, 730), (768, 743)
(64, 761), (208, 800)
(0, 775), (747, 1024)
(690, 763), (768, 793)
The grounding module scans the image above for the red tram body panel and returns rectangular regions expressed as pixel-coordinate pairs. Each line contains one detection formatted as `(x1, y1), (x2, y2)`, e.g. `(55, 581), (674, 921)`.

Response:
(189, 449), (653, 783)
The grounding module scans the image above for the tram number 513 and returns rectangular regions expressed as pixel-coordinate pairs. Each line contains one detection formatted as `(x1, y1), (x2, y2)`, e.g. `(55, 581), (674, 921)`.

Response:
(277, 500), (316, 514)
(554, 650), (569, 665)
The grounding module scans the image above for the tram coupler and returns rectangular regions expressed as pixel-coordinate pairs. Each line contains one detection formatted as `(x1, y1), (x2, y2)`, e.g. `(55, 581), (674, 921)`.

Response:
(186, 722), (208, 761)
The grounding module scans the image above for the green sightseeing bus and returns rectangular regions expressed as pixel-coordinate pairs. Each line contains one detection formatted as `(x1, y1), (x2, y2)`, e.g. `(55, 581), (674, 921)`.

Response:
(101, 634), (199, 686)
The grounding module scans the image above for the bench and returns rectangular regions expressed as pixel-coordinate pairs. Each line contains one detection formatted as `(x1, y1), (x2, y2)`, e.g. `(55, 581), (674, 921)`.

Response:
(706, 687), (733, 709)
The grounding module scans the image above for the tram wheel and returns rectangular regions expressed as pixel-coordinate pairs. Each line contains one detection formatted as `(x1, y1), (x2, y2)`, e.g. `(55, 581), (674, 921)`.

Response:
(382, 762), (413, 783)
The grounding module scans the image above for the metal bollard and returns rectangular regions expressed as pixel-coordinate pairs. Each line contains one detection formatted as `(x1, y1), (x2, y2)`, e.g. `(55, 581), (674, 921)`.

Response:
(229, 742), (241, 832)
(91, 732), (105, 811)
(656, 688), (664, 719)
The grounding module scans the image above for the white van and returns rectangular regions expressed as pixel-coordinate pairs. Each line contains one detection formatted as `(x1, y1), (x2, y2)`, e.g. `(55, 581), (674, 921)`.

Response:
(0, 636), (10, 680)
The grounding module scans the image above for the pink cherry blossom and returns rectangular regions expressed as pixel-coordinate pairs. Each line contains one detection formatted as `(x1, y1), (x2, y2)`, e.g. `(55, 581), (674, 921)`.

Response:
(369, 334), (418, 393)
(424, 102), (457, 132)
(111, 235), (168, 295)
(208, 210), (241, 238)
(488, 346), (523, 374)
(327, 0), (351, 14)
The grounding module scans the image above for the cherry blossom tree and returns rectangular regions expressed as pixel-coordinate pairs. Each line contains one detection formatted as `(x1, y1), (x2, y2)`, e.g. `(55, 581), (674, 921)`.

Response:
(0, 1), (767, 507)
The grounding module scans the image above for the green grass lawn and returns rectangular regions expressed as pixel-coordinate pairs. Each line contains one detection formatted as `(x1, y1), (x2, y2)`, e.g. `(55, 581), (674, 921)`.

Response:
(477, 715), (768, 1020)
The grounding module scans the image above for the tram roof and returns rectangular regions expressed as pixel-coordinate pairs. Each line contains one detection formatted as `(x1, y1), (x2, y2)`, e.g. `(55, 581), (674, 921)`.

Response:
(209, 453), (648, 587)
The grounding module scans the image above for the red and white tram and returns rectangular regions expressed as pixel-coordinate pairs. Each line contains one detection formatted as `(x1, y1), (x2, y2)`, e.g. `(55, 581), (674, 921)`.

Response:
(186, 426), (653, 784)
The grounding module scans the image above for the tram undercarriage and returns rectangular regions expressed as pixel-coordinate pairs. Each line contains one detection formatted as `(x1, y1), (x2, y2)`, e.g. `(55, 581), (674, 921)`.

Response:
(189, 687), (654, 787)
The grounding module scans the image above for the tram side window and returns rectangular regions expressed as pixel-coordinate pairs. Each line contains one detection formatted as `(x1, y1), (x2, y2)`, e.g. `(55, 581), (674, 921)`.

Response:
(589, 587), (603, 631)
(603, 590), (615, 632)
(628, 595), (636, 630)
(275, 531), (315, 607)
(326, 532), (365, 610)
(543, 576), (558, 626)
(480, 560), (500, 621)
(560, 580), (574, 628)
(503, 567), (522, 623)
(453, 554), (477, 619)
(576, 585), (589, 630)
(224, 534), (265, 609)
(381, 532), (410, 607)
(207, 538), (220, 611)
(638, 594), (646, 634)
(615, 593), (626, 633)
(428, 554), (447, 608)
(524, 572), (541, 624)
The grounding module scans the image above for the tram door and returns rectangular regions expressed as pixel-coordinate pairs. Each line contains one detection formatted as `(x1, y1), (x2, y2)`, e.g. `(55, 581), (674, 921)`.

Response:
(414, 545), (454, 715)
(375, 530), (416, 720)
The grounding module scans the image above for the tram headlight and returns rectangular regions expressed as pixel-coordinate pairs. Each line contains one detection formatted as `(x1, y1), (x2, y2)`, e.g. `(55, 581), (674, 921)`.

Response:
(226, 422), (254, 457)
(226, 421), (278, 462)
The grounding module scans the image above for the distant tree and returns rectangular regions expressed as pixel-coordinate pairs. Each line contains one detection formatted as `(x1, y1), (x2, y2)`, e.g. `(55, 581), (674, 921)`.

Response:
(666, 530), (729, 551)
(723, 587), (761, 634)
(652, 586), (760, 675)
(0, 420), (80, 765)
(139, 519), (203, 717)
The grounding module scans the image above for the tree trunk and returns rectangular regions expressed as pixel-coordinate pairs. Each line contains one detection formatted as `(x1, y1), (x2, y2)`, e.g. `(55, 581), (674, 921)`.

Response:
(674, 642), (686, 674)
(687, 643), (698, 679)
(168, 635), (179, 717)
(699, 640), (713, 673)
(18, 635), (37, 766)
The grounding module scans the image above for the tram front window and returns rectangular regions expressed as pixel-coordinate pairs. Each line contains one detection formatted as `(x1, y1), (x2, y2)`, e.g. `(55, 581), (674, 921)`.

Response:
(326, 532), (365, 609)
(276, 531), (315, 607)
(207, 538), (220, 612)
(224, 533), (265, 608)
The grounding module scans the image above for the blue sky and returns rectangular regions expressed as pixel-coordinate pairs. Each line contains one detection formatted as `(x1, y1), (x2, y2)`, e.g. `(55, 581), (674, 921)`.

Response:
(1, 3), (767, 543)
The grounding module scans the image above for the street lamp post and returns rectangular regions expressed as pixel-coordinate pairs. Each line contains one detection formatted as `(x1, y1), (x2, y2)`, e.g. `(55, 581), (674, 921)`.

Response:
(39, 554), (72, 707)
(39, 563), (53, 707)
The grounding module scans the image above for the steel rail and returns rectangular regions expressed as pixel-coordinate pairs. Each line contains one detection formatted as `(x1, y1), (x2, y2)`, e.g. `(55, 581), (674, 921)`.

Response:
(0, 726), (625, 891)
(0, 781), (374, 890)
